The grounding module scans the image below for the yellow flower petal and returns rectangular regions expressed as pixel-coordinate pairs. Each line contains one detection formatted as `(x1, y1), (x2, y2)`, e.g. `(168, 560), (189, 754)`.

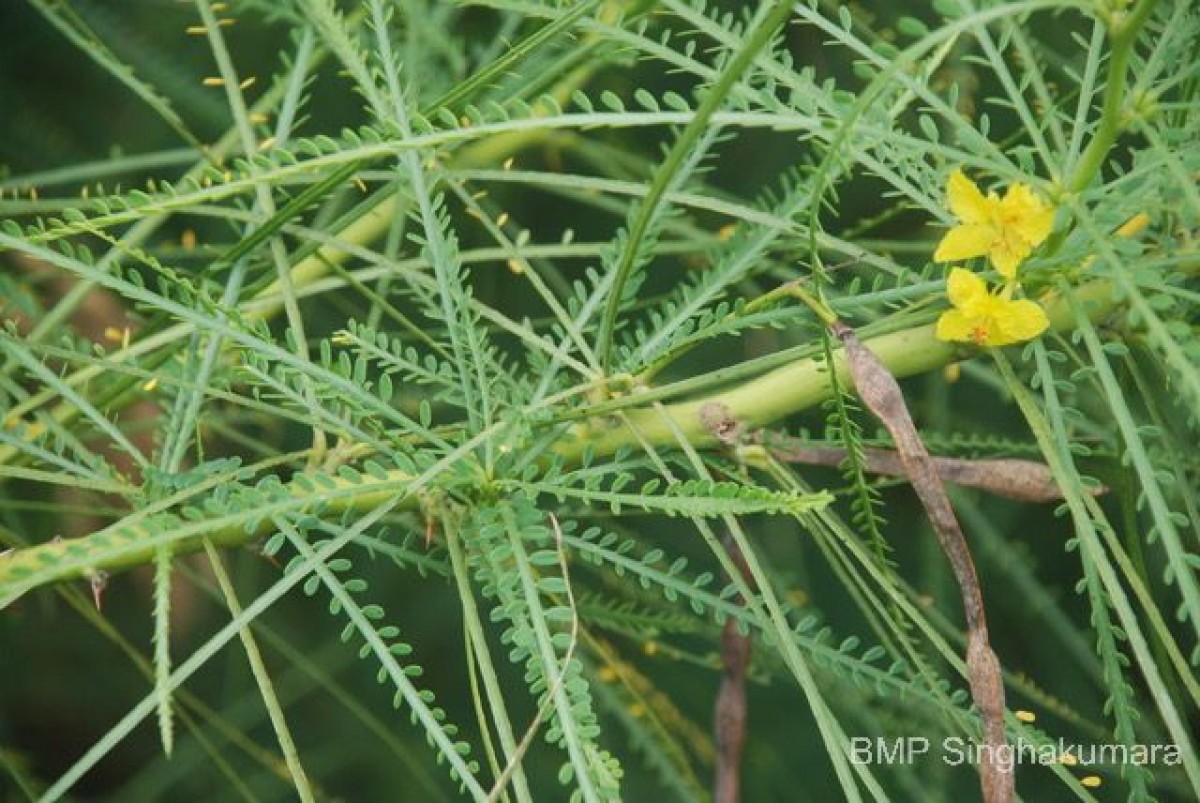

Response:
(935, 308), (976, 342)
(934, 224), (996, 263)
(945, 267), (988, 308)
(1001, 183), (1054, 248)
(936, 168), (1055, 276)
(946, 169), (991, 224)
(989, 237), (1029, 279)
(936, 268), (1048, 347)
(992, 299), (1049, 345)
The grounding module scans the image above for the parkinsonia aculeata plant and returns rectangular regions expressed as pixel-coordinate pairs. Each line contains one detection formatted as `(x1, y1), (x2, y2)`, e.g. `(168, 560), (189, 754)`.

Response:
(1, 0), (1197, 801)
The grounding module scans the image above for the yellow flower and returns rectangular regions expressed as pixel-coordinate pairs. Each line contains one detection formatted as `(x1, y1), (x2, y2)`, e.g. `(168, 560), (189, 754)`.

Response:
(935, 268), (1049, 347)
(934, 169), (1054, 278)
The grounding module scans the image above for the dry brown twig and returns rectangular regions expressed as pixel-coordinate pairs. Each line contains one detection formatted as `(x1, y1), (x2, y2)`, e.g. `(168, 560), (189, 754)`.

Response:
(700, 315), (1017, 801)
(754, 434), (1103, 503)
(713, 532), (753, 803)
(831, 320), (1012, 803)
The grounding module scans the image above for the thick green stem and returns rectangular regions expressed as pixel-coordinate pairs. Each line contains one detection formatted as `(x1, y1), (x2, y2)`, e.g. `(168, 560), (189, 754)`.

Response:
(1068, 0), (1157, 193)
(0, 279), (1119, 599)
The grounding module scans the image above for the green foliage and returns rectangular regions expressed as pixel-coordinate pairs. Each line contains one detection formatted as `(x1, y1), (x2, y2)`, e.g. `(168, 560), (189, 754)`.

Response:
(1, 0), (1198, 800)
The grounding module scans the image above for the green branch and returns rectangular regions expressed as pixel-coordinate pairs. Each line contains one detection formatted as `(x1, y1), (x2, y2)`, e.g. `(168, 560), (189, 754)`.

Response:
(0, 279), (1120, 601)
(1069, 0), (1158, 193)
